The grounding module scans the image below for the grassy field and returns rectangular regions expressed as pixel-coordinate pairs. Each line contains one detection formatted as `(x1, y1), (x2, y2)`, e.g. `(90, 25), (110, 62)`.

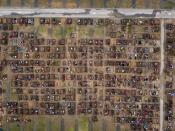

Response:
(2, 116), (127, 131)
(11, 0), (21, 7)
(163, 0), (175, 9)
(0, 0), (174, 8)
(78, 117), (88, 131)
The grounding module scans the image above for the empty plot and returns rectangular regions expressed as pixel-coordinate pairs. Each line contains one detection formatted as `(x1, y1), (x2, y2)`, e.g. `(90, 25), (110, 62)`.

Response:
(93, 0), (104, 8)
(106, 0), (116, 8)
(162, 0), (175, 9)
(37, 116), (46, 131)
(118, 0), (131, 8)
(66, 0), (77, 8)
(10, 122), (20, 131)
(23, 121), (33, 131)
(78, 117), (88, 131)
(64, 118), (75, 131)
(51, 0), (63, 8)
(52, 25), (65, 39)
(64, 25), (74, 38)
(93, 121), (101, 131)
(80, 0), (90, 8)
(104, 119), (115, 131)
(22, 0), (33, 7)
(0, 0), (4, 7)
(136, 0), (144, 8)
(93, 26), (105, 38)
(11, 0), (21, 7)
(38, 25), (49, 37)
(78, 26), (89, 38)
(51, 117), (60, 131)
(38, 0), (48, 8)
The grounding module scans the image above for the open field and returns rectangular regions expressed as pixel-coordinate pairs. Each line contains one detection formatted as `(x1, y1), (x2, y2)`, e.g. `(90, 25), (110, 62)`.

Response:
(0, 0), (174, 9)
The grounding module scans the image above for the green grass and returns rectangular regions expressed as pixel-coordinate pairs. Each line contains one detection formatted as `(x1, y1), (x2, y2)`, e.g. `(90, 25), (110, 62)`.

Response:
(0, 0), (174, 8)
(38, 25), (47, 33)
(68, 127), (74, 131)
(23, 121), (33, 131)
(10, 123), (20, 131)
(10, 88), (18, 101)
(93, 26), (104, 38)
(80, 0), (90, 8)
(52, 26), (64, 39)
(93, 0), (104, 8)
(78, 26), (88, 38)
(38, 25), (48, 37)
(163, 0), (175, 9)
(107, 0), (116, 8)
(38, 0), (48, 8)
(64, 118), (75, 131)
(93, 121), (100, 131)
(51, 117), (60, 131)
(64, 26), (74, 38)
(66, 0), (77, 8)
(37, 116), (46, 131)
(121, 0), (131, 8)
(79, 117), (88, 131)
(11, 0), (21, 7)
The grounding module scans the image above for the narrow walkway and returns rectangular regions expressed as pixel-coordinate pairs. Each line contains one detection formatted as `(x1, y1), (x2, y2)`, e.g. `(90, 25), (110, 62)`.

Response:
(33, 116), (37, 131)
(116, 124), (120, 131)
(46, 118), (51, 131)
(102, 120), (106, 131)
(6, 0), (11, 7)
(60, 118), (64, 131)
(48, 0), (52, 8)
(131, 0), (136, 8)
(21, 0), (24, 7)
(88, 119), (93, 131)
(103, 0), (107, 8)
(160, 19), (165, 131)
(75, 119), (78, 131)
(160, 0), (164, 8)
(62, 0), (67, 8)
(33, 0), (38, 8)
(20, 122), (24, 131)
(76, 0), (80, 8)
(90, 0), (93, 8)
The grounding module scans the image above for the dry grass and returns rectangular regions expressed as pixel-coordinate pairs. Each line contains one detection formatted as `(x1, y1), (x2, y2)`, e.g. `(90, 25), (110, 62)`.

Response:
(38, 0), (49, 8)
(136, 0), (144, 8)
(66, 0), (77, 8)
(93, 0), (104, 8)
(0, 0), (165, 8)
(121, 0), (131, 8)
(10, 0), (21, 7)
(80, 0), (90, 8)
(51, 0), (63, 8)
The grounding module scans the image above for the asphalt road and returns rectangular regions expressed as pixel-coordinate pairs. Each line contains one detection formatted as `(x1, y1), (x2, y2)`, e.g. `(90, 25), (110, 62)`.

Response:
(0, 8), (174, 18)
